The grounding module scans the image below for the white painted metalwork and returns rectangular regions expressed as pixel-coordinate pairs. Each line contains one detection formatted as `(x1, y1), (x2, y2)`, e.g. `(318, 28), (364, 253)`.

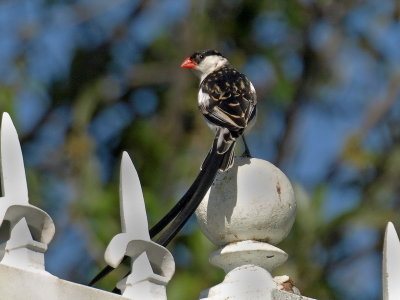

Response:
(196, 157), (315, 300)
(383, 222), (400, 300)
(0, 112), (130, 299)
(104, 151), (175, 300)
(0, 113), (55, 271)
(2, 110), (396, 300)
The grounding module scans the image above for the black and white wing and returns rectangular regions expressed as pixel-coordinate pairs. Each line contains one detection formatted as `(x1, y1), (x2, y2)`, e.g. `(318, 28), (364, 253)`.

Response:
(198, 66), (257, 141)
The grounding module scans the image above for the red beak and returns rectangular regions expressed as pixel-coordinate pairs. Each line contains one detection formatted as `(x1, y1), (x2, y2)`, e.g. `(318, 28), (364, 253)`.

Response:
(180, 57), (196, 69)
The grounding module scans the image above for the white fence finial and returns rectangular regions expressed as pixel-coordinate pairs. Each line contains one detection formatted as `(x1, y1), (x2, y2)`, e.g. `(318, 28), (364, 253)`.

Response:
(0, 113), (55, 271)
(383, 222), (400, 300)
(0, 112), (29, 204)
(196, 157), (316, 300)
(104, 151), (175, 300)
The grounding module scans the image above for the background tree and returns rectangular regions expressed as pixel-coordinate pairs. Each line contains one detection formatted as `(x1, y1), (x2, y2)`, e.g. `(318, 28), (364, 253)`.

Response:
(0, 0), (399, 299)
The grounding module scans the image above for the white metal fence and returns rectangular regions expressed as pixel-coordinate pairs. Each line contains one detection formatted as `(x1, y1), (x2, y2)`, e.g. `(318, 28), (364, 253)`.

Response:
(0, 111), (398, 300)
(0, 112), (173, 300)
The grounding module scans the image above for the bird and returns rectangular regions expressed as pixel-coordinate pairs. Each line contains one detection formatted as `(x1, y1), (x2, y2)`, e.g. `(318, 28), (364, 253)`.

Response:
(181, 49), (257, 171)
(89, 50), (257, 288)
(152, 49), (257, 245)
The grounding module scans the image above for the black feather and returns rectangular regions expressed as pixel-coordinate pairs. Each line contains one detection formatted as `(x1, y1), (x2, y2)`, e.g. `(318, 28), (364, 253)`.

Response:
(199, 65), (257, 143)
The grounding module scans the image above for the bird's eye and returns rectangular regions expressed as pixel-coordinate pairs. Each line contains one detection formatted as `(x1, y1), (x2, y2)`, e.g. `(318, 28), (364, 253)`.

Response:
(199, 54), (204, 59)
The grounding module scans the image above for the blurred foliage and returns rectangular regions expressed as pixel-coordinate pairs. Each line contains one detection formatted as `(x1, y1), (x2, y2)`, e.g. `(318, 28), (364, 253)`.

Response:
(0, 0), (400, 299)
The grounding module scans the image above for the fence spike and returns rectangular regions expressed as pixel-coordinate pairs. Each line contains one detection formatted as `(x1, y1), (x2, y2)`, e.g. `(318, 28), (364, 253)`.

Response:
(119, 151), (150, 239)
(0, 112), (55, 270)
(104, 151), (174, 300)
(0, 112), (28, 204)
(383, 222), (400, 300)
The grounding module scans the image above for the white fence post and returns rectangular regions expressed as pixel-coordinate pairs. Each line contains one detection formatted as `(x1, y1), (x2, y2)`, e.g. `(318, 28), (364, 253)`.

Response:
(196, 157), (316, 300)
(383, 222), (400, 300)
(104, 152), (175, 300)
(0, 113), (55, 271)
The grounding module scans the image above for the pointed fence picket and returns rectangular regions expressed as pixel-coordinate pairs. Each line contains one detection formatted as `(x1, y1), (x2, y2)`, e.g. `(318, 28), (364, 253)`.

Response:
(383, 222), (400, 300)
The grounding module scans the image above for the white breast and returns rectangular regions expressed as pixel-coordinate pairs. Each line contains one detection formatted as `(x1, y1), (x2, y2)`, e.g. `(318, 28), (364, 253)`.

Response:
(198, 89), (219, 133)
(198, 88), (209, 107)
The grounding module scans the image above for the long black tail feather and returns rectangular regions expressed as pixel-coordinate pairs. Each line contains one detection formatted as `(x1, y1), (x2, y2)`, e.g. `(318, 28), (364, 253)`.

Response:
(156, 140), (224, 246)
(89, 264), (116, 287)
(89, 131), (229, 287)
(149, 152), (214, 238)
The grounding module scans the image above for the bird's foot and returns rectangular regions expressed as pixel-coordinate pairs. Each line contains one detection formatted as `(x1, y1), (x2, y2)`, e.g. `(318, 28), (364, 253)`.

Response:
(240, 149), (252, 158)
